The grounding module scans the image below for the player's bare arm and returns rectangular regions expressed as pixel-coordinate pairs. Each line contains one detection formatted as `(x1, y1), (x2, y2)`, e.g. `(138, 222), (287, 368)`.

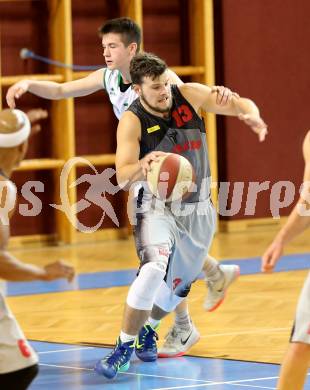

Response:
(115, 112), (166, 188)
(6, 68), (105, 108)
(167, 69), (183, 86)
(26, 108), (48, 136)
(0, 173), (74, 282)
(262, 131), (310, 272)
(180, 82), (267, 141)
(169, 72), (239, 106)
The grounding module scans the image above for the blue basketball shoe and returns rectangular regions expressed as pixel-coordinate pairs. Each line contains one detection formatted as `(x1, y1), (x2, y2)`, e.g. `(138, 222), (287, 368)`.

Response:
(135, 324), (159, 362)
(94, 337), (135, 379)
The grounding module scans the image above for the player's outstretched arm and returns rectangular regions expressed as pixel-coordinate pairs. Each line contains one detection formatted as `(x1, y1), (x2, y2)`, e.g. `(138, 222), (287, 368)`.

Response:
(6, 68), (105, 108)
(0, 181), (75, 282)
(26, 108), (48, 136)
(262, 130), (310, 272)
(180, 83), (267, 142)
(0, 223), (75, 282)
(0, 249), (75, 282)
(167, 69), (183, 86)
(169, 70), (239, 106)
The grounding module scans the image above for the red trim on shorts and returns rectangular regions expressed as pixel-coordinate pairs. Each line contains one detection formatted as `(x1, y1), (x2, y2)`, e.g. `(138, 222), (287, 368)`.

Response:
(18, 339), (32, 358)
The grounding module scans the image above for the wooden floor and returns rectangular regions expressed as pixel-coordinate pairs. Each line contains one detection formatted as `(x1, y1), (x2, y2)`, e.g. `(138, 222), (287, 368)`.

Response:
(5, 228), (310, 365)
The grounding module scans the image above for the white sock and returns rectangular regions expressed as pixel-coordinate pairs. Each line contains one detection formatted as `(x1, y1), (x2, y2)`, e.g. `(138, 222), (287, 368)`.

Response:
(146, 317), (160, 329)
(175, 309), (192, 331)
(204, 255), (224, 289)
(120, 331), (136, 344)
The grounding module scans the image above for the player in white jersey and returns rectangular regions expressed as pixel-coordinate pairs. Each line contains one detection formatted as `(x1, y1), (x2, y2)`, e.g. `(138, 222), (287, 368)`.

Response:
(0, 108), (75, 389)
(6, 17), (239, 358)
(262, 130), (310, 390)
(103, 67), (138, 119)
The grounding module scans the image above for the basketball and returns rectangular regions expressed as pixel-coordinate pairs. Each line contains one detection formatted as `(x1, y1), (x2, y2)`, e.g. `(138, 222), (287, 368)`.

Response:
(147, 153), (195, 202)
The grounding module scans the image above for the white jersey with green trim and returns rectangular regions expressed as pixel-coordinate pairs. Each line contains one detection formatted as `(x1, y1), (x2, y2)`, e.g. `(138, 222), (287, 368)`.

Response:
(103, 68), (138, 120)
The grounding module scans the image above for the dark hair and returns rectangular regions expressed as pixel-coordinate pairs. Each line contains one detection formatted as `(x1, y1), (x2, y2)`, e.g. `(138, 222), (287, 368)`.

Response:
(130, 52), (167, 85)
(98, 17), (141, 52)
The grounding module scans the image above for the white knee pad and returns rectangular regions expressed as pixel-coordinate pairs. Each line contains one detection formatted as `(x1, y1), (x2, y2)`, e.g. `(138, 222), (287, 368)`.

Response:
(153, 281), (184, 312)
(126, 262), (166, 311)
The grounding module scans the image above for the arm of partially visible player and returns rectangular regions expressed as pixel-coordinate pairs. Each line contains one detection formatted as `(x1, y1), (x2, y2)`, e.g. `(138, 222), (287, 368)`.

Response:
(26, 108), (48, 136)
(0, 224), (46, 281)
(0, 180), (75, 282)
(6, 68), (105, 108)
(115, 111), (167, 189)
(0, 238), (75, 282)
(262, 131), (310, 272)
(168, 70), (239, 106)
(180, 83), (267, 142)
(167, 69), (184, 86)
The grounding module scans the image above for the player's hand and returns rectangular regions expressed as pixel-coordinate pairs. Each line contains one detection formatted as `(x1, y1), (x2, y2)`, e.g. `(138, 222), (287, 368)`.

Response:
(27, 108), (48, 123)
(42, 260), (75, 282)
(140, 151), (168, 177)
(26, 109), (48, 136)
(6, 80), (30, 108)
(211, 85), (240, 106)
(261, 240), (283, 273)
(238, 113), (268, 142)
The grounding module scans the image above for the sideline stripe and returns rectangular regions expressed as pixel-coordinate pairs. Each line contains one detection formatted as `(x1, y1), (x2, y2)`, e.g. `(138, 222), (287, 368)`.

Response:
(6, 253), (309, 296)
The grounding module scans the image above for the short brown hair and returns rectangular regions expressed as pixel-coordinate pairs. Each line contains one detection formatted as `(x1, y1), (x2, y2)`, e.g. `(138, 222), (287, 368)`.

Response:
(130, 52), (167, 85)
(98, 17), (141, 52)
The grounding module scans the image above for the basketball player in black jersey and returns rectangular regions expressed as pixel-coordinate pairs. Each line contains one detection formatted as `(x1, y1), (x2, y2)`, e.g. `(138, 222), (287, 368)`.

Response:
(94, 52), (267, 379)
(7, 16), (242, 359)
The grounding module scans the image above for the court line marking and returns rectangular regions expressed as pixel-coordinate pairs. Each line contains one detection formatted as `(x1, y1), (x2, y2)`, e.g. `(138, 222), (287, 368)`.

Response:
(39, 363), (212, 383)
(122, 372), (211, 382)
(40, 363), (92, 371)
(150, 376), (280, 389)
(151, 373), (310, 389)
(37, 363), (310, 389)
(229, 384), (275, 389)
(38, 347), (94, 354)
(200, 327), (290, 338)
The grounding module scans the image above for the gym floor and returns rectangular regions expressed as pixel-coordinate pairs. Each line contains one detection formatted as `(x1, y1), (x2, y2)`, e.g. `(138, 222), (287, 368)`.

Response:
(5, 230), (310, 389)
